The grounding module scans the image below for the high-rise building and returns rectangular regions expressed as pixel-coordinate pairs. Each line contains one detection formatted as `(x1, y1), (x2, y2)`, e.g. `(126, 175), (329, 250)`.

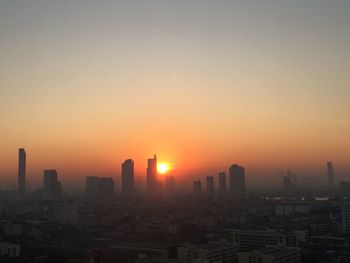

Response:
(147, 154), (158, 194)
(193, 180), (202, 196)
(18, 148), (26, 195)
(85, 176), (115, 199)
(122, 159), (134, 197)
(218, 172), (226, 194)
(229, 164), (245, 198)
(327, 161), (334, 187)
(206, 176), (214, 195)
(43, 170), (62, 199)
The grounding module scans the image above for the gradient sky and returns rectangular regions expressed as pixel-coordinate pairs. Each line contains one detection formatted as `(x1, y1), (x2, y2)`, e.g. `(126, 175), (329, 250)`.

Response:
(1, 0), (350, 190)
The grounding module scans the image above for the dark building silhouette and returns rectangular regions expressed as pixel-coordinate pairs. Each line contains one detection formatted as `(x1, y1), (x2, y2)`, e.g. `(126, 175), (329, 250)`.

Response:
(193, 180), (202, 196)
(218, 172), (226, 194)
(147, 154), (158, 194)
(283, 175), (295, 194)
(86, 176), (115, 199)
(229, 164), (245, 198)
(122, 159), (134, 197)
(206, 176), (214, 195)
(18, 148), (26, 195)
(43, 170), (62, 199)
(327, 161), (334, 187)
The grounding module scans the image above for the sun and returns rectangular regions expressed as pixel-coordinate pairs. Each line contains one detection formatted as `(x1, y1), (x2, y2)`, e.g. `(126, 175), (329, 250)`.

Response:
(157, 163), (169, 174)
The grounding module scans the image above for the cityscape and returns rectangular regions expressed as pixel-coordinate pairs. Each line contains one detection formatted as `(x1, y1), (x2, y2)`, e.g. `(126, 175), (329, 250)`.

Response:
(0, 148), (350, 262)
(1, 1), (350, 263)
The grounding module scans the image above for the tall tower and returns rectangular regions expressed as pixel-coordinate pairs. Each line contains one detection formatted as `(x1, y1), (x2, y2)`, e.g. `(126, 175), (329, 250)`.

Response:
(18, 148), (26, 195)
(218, 172), (226, 194)
(229, 164), (245, 198)
(43, 170), (62, 199)
(122, 159), (135, 197)
(147, 154), (158, 194)
(327, 161), (334, 187)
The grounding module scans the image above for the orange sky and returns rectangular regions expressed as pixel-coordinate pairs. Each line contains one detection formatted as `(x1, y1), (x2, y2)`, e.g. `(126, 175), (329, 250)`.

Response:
(0, 1), (350, 190)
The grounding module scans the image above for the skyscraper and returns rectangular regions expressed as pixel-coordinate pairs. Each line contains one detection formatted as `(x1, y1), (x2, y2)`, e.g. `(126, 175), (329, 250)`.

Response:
(18, 148), (26, 195)
(229, 164), (245, 198)
(206, 176), (214, 195)
(327, 161), (334, 187)
(43, 170), (62, 199)
(147, 154), (158, 194)
(85, 176), (115, 199)
(122, 159), (134, 197)
(218, 172), (226, 194)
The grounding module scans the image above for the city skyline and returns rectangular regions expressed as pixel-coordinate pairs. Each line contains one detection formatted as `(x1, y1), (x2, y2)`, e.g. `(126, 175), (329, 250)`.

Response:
(1, 1), (350, 188)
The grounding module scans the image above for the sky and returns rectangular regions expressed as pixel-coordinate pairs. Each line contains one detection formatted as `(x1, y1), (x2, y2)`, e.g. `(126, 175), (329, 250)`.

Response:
(0, 0), (350, 190)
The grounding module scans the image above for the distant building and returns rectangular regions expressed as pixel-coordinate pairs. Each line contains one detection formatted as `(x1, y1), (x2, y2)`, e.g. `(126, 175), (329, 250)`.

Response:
(53, 201), (78, 225)
(43, 170), (62, 199)
(122, 159), (135, 197)
(275, 203), (311, 216)
(177, 241), (237, 263)
(327, 161), (334, 187)
(206, 176), (214, 195)
(86, 176), (115, 199)
(218, 172), (226, 194)
(147, 154), (158, 194)
(342, 202), (350, 233)
(283, 176), (295, 194)
(193, 180), (202, 196)
(230, 229), (297, 250)
(0, 242), (20, 258)
(164, 175), (176, 196)
(18, 148), (26, 195)
(238, 247), (301, 263)
(229, 164), (245, 198)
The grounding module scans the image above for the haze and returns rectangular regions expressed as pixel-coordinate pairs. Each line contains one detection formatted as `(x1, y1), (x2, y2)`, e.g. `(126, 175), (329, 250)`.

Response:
(1, 0), (350, 189)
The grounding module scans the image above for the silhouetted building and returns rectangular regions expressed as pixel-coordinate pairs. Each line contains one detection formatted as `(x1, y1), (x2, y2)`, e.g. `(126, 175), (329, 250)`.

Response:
(122, 159), (134, 197)
(86, 176), (115, 199)
(218, 172), (226, 194)
(18, 148), (26, 195)
(327, 161), (334, 187)
(206, 176), (214, 195)
(43, 170), (62, 199)
(164, 175), (176, 196)
(147, 154), (158, 194)
(283, 175), (295, 194)
(193, 180), (202, 196)
(229, 164), (245, 198)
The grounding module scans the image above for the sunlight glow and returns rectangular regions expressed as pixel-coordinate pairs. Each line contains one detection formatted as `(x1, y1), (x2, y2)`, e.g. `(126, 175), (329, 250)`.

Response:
(158, 163), (169, 174)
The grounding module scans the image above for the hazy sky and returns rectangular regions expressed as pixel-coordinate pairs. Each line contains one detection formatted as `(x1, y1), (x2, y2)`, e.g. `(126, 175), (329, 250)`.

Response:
(1, 0), (350, 189)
